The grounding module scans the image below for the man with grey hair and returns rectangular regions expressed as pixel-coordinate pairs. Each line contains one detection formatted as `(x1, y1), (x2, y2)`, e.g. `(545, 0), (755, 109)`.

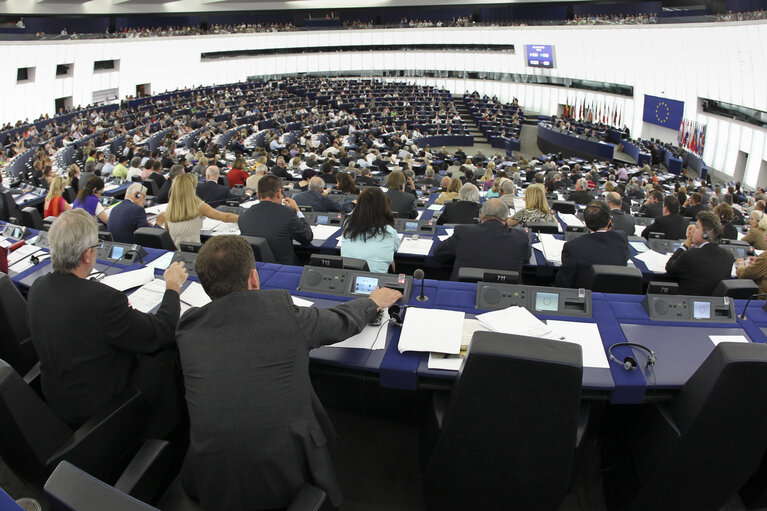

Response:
(567, 178), (593, 205)
(606, 191), (636, 235)
(107, 182), (156, 244)
(197, 165), (233, 207)
(437, 183), (481, 225)
(293, 176), (354, 213)
(499, 178), (516, 208)
(435, 198), (531, 280)
(126, 156), (143, 181)
(421, 167), (441, 188)
(27, 209), (188, 435)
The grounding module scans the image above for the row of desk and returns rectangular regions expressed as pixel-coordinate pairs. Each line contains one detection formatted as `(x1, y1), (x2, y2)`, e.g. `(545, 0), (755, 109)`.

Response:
(5, 216), (765, 407)
(537, 122), (616, 161)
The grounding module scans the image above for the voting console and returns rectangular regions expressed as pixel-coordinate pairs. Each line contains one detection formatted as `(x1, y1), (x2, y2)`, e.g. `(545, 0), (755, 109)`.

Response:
(475, 282), (592, 317)
(298, 266), (413, 301)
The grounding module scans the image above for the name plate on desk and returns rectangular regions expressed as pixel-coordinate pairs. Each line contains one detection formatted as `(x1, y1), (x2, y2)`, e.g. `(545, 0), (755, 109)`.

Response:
(476, 283), (592, 317)
(297, 266), (412, 301)
(394, 218), (436, 235)
(642, 294), (735, 323)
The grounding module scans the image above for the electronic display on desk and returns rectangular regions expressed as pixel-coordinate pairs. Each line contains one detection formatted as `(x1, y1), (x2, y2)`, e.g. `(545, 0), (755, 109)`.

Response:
(693, 301), (711, 320)
(2, 224), (27, 240)
(526, 44), (555, 68)
(405, 221), (418, 232)
(353, 276), (378, 296)
(109, 245), (125, 260)
(317, 215), (329, 225)
(535, 292), (559, 312)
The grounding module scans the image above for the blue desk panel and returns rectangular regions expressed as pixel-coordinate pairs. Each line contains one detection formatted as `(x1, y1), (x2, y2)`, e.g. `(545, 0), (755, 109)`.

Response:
(537, 123), (615, 161)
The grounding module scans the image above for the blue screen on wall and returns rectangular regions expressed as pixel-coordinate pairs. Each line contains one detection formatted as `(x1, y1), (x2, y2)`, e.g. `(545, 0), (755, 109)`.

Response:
(526, 44), (555, 68)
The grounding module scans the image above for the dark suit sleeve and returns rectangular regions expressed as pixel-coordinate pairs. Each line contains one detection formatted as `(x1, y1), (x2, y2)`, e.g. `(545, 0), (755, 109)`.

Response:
(641, 221), (655, 239)
(106, 286), (180, 353)
(291, 214), (313, 245)
(134, 208), (151, 230)
(407, 197), (418, 219)
(292, 292), (379, 348)
(554, 242), (576, 288)
(665, 247), (687, 275)
(434, 234), (458, 263)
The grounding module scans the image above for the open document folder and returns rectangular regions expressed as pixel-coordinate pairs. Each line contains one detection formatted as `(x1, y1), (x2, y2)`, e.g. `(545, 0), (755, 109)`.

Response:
(398, 308), (465, 355)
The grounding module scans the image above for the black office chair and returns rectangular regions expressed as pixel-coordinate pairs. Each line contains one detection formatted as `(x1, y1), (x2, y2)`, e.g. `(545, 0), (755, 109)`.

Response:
(525, 221), (560, 234)
(564, 225), (587, 241)
(240, 235), (276, 263)
(604, 342), (767, 511)
(141, 180), (159, 197)
(587, 264), (643, 294)
(21, 207), (44, 230)
(0, 359), (150, 486)
(551, 200), (577, 214)
(711, 279), (759, 299)
(133, 227), (176, 251)
(0, 274), (37, 376)
(421, 332), (583, 511)
(63, 186), (76, 203)
(0, 191), (23, 223)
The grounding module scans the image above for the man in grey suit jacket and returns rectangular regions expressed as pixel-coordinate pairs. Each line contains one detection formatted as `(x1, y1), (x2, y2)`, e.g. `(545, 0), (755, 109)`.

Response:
(176, 236), (402, 511)
(606, 192), (636, 235)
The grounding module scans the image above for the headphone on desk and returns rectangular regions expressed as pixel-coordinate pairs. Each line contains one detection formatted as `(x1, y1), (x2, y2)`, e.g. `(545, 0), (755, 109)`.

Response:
(387, 304), (407, 327)
(29, 253), (51, 266)
(608, 342), (657, 371)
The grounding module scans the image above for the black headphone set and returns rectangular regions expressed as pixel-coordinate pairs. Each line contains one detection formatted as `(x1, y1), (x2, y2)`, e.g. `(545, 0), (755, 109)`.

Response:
(387, 304), (407, 326)
(29, 253), (51, 266)
(608, 342), (656, 371)
(585, 200), (613, 231)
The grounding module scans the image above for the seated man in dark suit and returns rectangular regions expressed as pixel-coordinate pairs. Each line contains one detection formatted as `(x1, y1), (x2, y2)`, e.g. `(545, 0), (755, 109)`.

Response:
(555, 201), (630, 289)
(355, 167), (380, 186)
(566, 178), (593, 205)
(238, 175), (313, 265)
(318, 161), (337, 184)
(147, 160), (167, 189)
(682, 192), (707, 219)
(196, 165), (233, 208)
(26, 209), (187, 435)
(176, 235), (402, 510)
(606, 191), (636, 236)
(638, 190), (664, 218)
(436, 183), (481, 225)
(107, 182), (155, 244)
(385, 171), (418, 219)
(435, 198), (531, 280)
(269, 156), (290, 179)
(665, 210), (735, 296)
(641, 195), (688, 240)
(156, 164), (184, 204)
(293, 176), (354, 213)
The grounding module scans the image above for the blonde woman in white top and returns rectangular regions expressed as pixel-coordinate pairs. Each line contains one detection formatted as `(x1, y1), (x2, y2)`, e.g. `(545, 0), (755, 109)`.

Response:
(165, 173), (238, 247)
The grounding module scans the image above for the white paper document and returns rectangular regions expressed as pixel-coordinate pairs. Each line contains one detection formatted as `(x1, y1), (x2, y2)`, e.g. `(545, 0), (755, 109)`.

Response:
(634, 225), (645, 237)
(634, 250), (672, 273)
(100, 266), (155, 292)
(546, 320), (610, 369)
(398, 308), (464, 354)
(180, 281), (212, 308)
(331, 313), (390, 350)
(397, 237), (434, 256)
(8, 245), (43, 272)
(538, 233), (566, 264)
(145, 204), (168, 215)
(416, 210), (425, 220)
(146, 251), (174, 270)
(437, 234), (452, 242)
(127, 279), (167, 313)
(104, 183), (121, 192)
(239, 199), (259, 209)
(476, 306), (556, 339)
(311, 225), (341, 240)
(428, 204), (444, 211)
(559, 214), (584, 227)
(428, 353), (464, 371)
(709, 335), (749, 346)
(513, 198), (526, 211)
(291, 296), (314, 307)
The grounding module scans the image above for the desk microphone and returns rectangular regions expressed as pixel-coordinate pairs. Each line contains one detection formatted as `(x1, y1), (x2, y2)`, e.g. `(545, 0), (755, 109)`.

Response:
(739, 292), (767, 320)
(414, 268), (428, 302)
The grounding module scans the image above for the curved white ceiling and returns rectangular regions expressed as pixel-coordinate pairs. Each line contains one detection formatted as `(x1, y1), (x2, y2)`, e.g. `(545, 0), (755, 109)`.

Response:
(1, 0), (584, 16)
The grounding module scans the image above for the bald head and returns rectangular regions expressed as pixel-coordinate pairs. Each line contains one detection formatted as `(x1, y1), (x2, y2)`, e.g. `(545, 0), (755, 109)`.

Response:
(606, 192), (622, 209)
(205, 165), (220, 181)
(308, 176), (326, 192)
(480, 198), (510, 222)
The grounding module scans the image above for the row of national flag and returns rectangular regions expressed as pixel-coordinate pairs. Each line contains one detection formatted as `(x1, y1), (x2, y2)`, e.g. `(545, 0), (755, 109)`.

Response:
(563, 97), (623, 128)
(678, 118), (706, 157)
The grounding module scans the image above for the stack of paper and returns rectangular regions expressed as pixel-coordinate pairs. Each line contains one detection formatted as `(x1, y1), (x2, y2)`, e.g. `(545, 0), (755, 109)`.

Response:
(546, 320), (609, 368)
(538, 233), (566, 264)
(513, 198), (526, 211)
(634, 250), (672, 273)
(397, 237), (434, 256)
(127, 279), (167, 313)
(709, 335), (749, 346)
(100, 266), (154, 292)
(310, 225), (340, 240)
(476, 306), (556, 339)
(559, 214), (584, 227)
(398, 308), (464, 354)
(8, 245), (43, 272)
(180, 281), (212, 308)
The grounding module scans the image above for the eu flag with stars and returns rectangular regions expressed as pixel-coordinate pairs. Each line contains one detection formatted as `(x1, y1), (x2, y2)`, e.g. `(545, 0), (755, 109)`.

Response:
(642, 95), (684, 129)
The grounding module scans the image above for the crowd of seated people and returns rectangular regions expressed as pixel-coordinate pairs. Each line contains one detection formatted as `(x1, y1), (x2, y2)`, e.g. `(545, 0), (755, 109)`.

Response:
(716, 9), (767, 21)
(464, 92), (523, 143)
(566, 13), (658, 25)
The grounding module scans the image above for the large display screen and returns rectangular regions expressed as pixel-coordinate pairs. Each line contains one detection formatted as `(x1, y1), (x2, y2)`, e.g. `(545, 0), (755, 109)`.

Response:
(526, 45), (555, 68)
